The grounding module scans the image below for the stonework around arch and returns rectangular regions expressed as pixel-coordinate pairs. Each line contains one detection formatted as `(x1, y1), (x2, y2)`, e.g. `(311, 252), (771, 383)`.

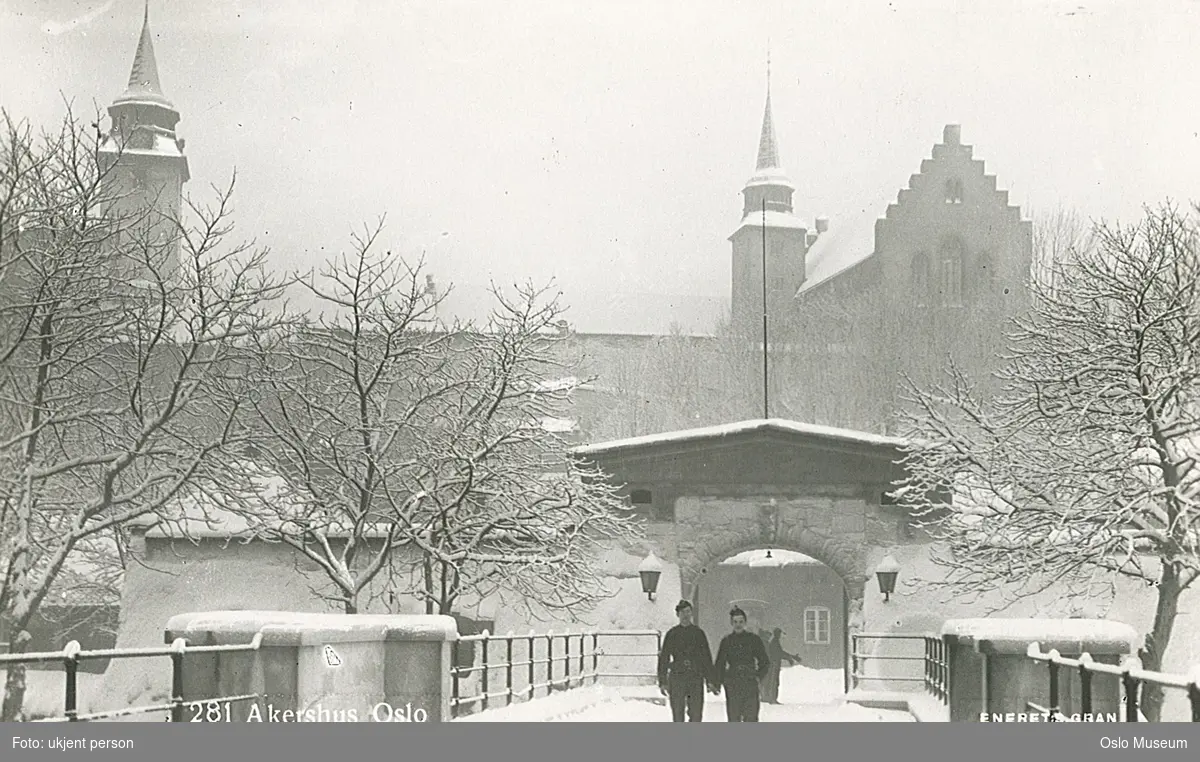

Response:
(674, 494), (875, 605)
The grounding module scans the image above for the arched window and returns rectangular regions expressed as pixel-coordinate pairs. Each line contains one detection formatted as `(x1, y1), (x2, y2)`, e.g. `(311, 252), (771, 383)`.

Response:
(912, 251), (930, 304)
(945, 178), (964, 205)
(937, 237), (966, 306)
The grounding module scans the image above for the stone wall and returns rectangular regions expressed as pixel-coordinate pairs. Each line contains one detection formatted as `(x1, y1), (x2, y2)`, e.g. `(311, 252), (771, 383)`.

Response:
(670, 488), (911, 604)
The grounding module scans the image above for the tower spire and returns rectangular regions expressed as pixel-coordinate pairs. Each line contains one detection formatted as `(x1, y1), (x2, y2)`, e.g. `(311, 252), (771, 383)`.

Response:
(755, 85), (781, 171)
(116, 0), (171, 108)
(736, 51), (796, 219)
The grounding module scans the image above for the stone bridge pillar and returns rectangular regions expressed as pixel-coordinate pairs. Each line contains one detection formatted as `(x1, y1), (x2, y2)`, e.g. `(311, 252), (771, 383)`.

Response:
(164, 611), (459, 722)
(940, 618), (1137, 722)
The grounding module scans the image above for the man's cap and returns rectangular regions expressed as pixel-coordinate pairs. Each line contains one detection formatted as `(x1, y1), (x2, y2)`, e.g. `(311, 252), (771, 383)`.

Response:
(675, 599), (693, 612)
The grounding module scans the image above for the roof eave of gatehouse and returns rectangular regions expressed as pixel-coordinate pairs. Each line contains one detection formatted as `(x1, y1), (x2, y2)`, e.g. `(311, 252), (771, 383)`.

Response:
(571, 418), (908, 460)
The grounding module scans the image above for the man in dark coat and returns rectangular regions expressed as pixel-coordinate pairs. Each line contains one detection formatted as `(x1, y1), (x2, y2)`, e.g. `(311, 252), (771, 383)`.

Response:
(713, 606), (770, 722)
(656, 599), (715, 722)
(761, 627), (801, 704)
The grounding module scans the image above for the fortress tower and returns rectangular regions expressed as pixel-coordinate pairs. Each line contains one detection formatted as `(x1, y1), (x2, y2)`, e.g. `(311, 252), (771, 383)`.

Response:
(97, 3), (189, 280)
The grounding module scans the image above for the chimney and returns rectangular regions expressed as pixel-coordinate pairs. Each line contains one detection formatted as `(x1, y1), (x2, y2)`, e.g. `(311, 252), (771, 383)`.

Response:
(943, 124), (961, 146)
(815, 217), (829, 234)
(424, 274), (438, 299)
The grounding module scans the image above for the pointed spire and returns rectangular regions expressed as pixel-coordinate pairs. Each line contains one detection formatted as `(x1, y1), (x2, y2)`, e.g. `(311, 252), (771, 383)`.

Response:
(755, 43), (782, 171)
(115, 1), (172, 108)
(755, 91), (781, 171)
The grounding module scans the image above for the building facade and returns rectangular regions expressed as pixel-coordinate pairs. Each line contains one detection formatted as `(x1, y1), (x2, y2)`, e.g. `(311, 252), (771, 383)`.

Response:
(726, 90), (1032, 433)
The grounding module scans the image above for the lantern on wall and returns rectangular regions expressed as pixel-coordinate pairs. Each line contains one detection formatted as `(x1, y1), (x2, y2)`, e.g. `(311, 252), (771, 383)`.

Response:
(875, 555), (900, 602)
(638, 552), (664, 601)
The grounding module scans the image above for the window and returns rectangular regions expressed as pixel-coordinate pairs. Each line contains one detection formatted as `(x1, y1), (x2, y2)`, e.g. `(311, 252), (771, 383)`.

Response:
(628, 488), (674, 522)
(912, 251), (929, 302)
(945, 178), (964, 205)
(803, 607), (831, 645)
(629, 489), (654, 519)
(937, 237), (966, 306)
(940, 256), (962, 305)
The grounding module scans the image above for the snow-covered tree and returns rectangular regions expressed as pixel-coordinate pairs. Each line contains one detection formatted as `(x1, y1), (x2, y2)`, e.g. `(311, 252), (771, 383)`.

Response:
(230, 222), (449, 614)
(0, 108), (286, 720)
(236, 227), (643, 617)
(390, 285), (643, 618)
(895, 203), (1200, 721)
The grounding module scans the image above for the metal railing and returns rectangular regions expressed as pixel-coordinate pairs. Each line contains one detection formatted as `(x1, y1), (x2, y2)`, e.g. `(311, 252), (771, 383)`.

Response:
(450, 629), (660, 718)
(925, 635), (949, 703)
(1025, 642), (1200, 722)
(850, 633), (946, 701)
(0, 636), (263, 722)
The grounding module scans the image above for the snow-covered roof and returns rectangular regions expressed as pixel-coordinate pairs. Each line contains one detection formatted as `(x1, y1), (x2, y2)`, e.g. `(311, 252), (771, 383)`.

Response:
(743, 169), (796, 191)
(729, 209), (810, 238)
(941, 618), (1138, 650)
(98, 138), (186, 160)
(540, 417), (578, 433)
(798, 194), (896, 295)
(534, 377), (580, 393)
(572, 418), (907, 456)
(138, 460), (397, 540)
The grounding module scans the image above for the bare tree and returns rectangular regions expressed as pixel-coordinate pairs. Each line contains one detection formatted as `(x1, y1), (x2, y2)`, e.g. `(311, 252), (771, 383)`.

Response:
(0, 108), (285, 720)
(236, 231), (643, 619)
(232, 222), (451, 614)
(389, 283), (644, 619)
(1031, 204), (1094, 291)
(894, 203), (1200, 721)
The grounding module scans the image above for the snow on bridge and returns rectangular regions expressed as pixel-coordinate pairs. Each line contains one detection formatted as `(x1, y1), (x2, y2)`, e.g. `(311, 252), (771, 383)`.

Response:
(459, 665), (914, 722)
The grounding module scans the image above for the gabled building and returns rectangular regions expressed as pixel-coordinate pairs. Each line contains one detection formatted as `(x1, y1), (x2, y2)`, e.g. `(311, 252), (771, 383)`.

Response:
(728, 82), (1032, 432)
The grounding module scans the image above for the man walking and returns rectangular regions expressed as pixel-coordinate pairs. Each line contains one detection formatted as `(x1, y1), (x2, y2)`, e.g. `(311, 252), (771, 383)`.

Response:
(761, 627), (801, 704)
(656, 599), (715, 722)
(713, 606), (770, 722)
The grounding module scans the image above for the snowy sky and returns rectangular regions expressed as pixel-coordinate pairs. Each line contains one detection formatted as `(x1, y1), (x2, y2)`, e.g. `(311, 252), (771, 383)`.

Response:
(4, 0), (1200, 317)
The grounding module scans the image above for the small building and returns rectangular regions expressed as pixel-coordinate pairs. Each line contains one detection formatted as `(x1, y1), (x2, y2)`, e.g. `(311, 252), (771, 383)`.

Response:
(571, 418), (926, 672)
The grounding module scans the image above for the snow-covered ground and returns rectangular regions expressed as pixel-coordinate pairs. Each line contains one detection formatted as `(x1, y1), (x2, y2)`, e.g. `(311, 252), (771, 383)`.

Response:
(481, 666), (915, 722)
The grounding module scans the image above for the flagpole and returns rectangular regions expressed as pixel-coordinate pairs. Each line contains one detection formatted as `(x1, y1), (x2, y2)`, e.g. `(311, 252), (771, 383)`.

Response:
(761, 198), (769, 419)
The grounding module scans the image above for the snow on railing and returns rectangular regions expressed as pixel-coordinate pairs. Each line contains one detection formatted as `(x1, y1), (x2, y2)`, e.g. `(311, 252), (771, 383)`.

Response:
(1026, 641), (1200, 722)
(450, 629), (661, 718)
(0, 635), (264, 722)
(849, 632), (947, 703)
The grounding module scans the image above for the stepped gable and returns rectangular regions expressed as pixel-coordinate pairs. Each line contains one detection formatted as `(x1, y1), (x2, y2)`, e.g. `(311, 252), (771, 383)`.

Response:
(797, 124), (1025, 296)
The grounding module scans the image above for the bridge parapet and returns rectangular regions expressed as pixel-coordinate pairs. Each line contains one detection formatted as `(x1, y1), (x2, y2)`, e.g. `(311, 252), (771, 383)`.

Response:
(164, 611), (457, 722)
(940, 618), (1137, 722)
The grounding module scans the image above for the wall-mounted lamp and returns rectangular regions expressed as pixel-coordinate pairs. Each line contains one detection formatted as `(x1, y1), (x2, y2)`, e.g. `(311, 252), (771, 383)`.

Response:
(875, 555), (900, 602)
(638, 552), (663, 601)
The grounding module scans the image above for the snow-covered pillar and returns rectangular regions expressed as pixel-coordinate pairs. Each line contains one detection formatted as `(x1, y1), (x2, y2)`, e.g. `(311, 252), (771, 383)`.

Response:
(940, 619), (1137, 722)
(380, 616), (459, 722)
(164, 611), (460, 723)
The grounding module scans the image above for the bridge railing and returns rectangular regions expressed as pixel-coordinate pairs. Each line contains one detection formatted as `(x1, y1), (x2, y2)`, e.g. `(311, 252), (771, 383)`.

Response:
(0, 636), (263, 722)
(850, 632), (946, 702)
(1025, 642), (1200, 722)
(450, 629), (660, 718)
